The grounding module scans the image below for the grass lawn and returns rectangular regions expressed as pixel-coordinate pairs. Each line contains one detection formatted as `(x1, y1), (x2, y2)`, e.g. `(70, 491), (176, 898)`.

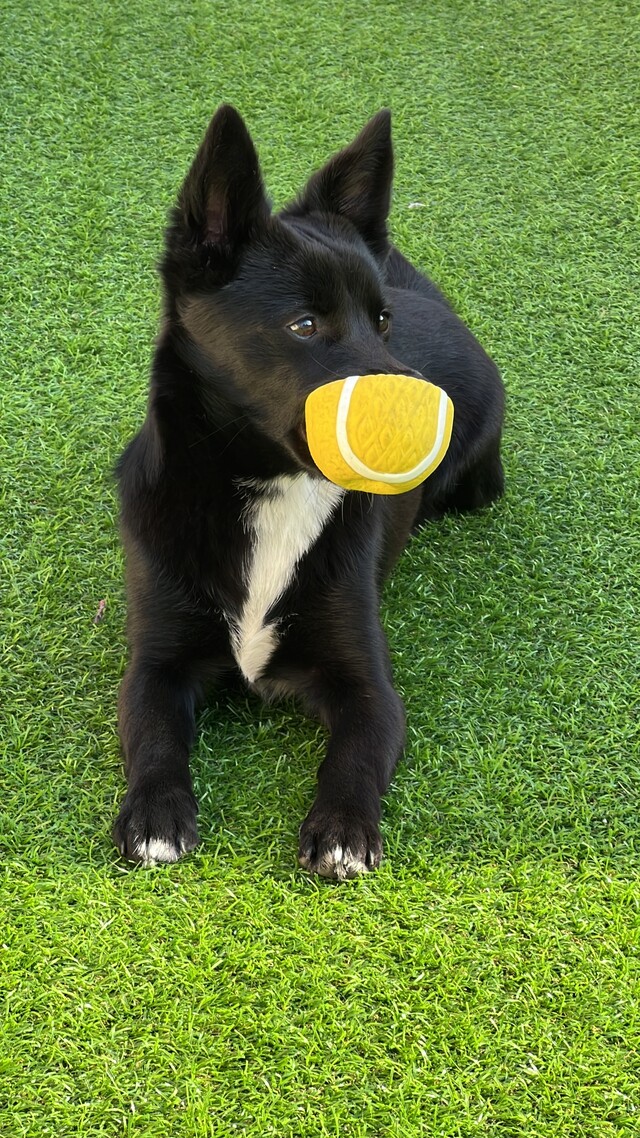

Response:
(2, 0), (639, 1134)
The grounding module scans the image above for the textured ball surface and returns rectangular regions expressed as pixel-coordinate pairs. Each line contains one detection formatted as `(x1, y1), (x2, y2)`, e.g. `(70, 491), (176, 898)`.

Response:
(305, 373), (454, 494)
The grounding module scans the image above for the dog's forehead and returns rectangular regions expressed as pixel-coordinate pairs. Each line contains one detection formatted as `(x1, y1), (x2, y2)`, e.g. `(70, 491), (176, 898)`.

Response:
(230, 221), (385, 316)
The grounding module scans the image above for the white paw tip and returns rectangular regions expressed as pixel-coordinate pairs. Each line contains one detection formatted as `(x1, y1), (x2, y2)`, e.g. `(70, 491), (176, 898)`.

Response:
(317, 844), (369, 880)
(134, 837), (182, 865)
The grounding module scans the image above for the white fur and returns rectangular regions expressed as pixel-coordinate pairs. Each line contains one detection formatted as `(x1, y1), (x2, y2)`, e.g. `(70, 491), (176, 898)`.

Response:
(134, 837), (183, 865)
(231, 474), (343, 684)
(316, 845), (370, 880)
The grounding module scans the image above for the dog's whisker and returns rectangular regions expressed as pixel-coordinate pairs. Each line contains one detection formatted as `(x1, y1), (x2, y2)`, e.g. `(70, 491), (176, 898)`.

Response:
(216, 421), (252, 456)
(307, 351), (337, 378)
(188, 413), (248, 448)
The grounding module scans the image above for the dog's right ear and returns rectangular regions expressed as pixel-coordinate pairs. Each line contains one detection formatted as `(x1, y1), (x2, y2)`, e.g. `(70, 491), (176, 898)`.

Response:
(178, 105), (270, 268)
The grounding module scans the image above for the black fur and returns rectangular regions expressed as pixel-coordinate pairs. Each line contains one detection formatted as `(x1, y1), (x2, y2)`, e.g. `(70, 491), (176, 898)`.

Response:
(113, 105), (505, 877)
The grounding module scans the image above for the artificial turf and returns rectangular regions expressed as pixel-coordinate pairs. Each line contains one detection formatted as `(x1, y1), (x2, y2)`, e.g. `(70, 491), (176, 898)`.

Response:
(2, 0), (639, 1134)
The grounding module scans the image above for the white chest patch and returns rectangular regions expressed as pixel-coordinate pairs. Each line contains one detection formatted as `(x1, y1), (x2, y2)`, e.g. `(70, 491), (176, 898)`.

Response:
(230, 474), (344, 684)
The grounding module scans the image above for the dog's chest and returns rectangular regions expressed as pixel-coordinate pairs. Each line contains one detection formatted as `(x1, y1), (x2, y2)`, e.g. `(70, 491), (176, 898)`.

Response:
(228, 474), (344, 684)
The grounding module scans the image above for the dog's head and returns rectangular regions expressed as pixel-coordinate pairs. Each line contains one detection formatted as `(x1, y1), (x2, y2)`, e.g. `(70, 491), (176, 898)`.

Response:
(161, 105), (418, 470)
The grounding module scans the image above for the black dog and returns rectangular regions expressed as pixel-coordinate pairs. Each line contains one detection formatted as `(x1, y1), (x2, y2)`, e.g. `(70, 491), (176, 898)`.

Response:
(113, 105), (505, 878)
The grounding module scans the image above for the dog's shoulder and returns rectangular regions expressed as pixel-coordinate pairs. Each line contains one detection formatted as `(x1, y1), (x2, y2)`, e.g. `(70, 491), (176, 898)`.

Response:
(384, 245), (453, 310)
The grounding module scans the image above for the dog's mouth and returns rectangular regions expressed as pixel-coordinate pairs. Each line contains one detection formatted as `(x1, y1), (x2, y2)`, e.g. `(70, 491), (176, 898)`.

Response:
(288, 420), (320, 475)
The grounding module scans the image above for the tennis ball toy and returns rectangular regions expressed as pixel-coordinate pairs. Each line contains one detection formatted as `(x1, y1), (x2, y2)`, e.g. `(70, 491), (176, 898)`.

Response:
(305, 373), (454, 495)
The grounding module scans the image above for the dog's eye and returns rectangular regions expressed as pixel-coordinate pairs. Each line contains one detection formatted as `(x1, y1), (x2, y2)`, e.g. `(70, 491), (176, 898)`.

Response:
(287, 317), (317, 339)
(378, 310), (391, 335)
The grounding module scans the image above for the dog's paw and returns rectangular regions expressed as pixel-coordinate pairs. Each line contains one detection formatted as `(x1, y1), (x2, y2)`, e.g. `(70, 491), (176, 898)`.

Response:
(298, 803), (383, 880)
(113, 781), (199, 866)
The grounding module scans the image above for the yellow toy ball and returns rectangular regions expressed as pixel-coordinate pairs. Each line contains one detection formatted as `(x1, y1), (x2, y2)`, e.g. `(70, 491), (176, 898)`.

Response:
(305, 373), (454, 495)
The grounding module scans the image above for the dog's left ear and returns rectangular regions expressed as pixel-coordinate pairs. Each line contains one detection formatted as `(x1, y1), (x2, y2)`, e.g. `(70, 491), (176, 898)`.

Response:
(291, 110), (393, 256)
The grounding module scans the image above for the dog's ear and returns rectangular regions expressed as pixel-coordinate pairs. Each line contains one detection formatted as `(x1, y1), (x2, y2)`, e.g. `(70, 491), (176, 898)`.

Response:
(178, 104), (270, 262)
(293, 110), (393, 255)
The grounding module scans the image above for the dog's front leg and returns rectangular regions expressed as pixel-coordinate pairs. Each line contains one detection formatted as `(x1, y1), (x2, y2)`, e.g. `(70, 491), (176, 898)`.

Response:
(113, 660), (200, 864)
(298, 650), (406, 879)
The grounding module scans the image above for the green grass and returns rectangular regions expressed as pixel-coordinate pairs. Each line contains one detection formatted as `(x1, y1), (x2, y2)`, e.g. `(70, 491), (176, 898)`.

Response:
(2, 0), (640, 1133)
